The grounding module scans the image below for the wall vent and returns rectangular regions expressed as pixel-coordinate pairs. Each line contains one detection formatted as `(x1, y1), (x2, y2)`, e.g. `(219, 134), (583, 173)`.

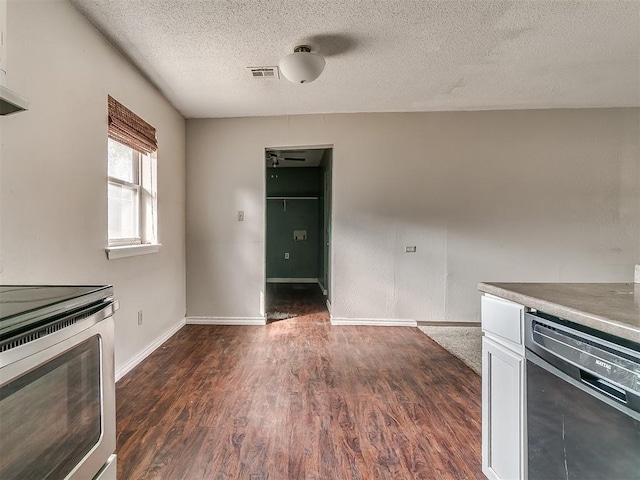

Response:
(248, 66), (279, 79)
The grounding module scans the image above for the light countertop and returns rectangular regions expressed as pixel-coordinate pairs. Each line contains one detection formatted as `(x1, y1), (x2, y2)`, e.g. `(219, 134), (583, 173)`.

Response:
(478, 282), (640, 344)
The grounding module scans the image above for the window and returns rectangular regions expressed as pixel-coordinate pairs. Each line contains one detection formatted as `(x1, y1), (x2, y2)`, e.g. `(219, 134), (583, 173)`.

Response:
(106, 96), (158, 257)
(108, 139), (148, 244)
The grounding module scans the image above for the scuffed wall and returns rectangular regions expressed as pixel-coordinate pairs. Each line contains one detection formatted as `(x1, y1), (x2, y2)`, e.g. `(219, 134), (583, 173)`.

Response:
(186, 109), (639, 323)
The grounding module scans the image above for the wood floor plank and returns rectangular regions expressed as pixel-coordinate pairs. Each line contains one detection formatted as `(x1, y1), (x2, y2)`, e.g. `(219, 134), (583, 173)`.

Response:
(117, 285), (483, 479)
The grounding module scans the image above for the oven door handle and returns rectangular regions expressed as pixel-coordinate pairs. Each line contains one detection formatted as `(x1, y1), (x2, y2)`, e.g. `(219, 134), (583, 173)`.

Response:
(526, 349), (640, 420)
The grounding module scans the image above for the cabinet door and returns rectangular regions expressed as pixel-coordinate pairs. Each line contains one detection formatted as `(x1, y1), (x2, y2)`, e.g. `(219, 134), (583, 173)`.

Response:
(482, 337), (524, 480)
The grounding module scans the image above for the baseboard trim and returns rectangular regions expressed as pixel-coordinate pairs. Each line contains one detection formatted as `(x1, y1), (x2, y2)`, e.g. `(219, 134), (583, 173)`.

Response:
(266, 278), (318, 283)
(331, 317), (417, 327)
(115, 317), (186, 382)
(326, 299), (332, 313)
(417, 321), (481, 327)
(186, 316), (266, 326)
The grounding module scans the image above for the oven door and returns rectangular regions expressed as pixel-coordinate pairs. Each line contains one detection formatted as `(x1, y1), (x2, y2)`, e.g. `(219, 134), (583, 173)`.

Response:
(0, 309), (115, 480)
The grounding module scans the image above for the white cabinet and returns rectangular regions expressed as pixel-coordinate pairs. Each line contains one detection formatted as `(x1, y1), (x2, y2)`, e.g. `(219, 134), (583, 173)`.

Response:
(482, 336), (525, 480)
(481, 294), (525, 480)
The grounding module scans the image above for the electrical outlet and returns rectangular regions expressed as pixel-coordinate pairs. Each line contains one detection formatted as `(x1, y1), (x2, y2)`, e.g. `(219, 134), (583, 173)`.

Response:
(237, 211), (244, 222)
(285, 252), (290, 260)
(405, 246), (417, 253)
(137, 310), (143, 326)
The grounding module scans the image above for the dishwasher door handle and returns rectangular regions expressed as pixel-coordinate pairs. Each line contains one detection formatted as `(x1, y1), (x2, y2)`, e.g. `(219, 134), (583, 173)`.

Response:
(580, 370), (628, 403)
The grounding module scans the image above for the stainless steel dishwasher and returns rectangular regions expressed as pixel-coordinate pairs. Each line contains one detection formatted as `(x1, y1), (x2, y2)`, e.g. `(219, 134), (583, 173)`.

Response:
(524, 312), (640, 480)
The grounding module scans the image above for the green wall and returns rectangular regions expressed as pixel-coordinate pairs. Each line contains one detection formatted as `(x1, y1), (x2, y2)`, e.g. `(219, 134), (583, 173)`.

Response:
(266, 167), (321, 196)
(266, 168), (321, 279)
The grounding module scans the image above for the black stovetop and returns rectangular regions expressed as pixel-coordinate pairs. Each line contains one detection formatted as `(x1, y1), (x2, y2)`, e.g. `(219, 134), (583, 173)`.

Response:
(0, 285), (113, 338)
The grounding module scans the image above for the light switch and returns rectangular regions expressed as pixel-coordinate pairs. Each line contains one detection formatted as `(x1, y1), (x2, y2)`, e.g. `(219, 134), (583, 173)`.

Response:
(405, 246), (417, 253)
(285, 253), (290, 260)
(237, 211), (244, 221)
(293, 230), (307, 241)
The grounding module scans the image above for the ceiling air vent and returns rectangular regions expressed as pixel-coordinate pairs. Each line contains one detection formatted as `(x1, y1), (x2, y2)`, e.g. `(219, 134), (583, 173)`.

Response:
(248, 66), (280, 79)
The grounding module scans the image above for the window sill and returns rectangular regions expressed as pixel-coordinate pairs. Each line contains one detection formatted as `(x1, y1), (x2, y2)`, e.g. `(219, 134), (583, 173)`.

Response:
(105, 243), (162, 260)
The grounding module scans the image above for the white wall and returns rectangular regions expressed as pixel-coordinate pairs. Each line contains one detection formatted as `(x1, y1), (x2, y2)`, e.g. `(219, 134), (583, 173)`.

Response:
(0, 0), (186, 373)
(186, 109), (640, 324)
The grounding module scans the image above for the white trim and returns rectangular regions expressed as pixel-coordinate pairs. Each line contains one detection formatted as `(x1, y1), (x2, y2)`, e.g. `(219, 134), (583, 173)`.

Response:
(108, 238), (142, 247)
(266, 277), (318, 283)
(260, 291), (265, 317)
(267, 196), (318, 200)
(115, 316), (185, 382)
(318, 280), (328, 296)
(330, 317), (417, 327)
(266, 143), (334, 151)
(186, 316), (266, 326)
(326, 299), (332, 313)
(106, 243), (161, 259)
(417, 321), (481, 327)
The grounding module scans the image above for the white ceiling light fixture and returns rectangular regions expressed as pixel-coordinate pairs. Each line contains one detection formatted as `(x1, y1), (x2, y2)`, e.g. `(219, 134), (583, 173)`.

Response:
(279, 45), (325, 84)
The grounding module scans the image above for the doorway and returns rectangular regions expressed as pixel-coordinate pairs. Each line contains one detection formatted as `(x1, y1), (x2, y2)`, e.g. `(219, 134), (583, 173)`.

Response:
(264, 147), (332, 322)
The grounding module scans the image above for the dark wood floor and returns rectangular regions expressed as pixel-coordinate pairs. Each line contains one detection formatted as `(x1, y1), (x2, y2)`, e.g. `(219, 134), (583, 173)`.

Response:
(265, 283), (328, 322)
(116, 287), (483, 479)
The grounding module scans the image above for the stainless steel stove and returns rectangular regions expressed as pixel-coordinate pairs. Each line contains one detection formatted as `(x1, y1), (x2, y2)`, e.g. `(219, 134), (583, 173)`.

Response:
(0, 285), (118, 480)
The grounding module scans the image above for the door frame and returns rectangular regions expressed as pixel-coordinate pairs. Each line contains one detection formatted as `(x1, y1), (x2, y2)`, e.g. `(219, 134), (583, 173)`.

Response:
(262, 144), (334, 318)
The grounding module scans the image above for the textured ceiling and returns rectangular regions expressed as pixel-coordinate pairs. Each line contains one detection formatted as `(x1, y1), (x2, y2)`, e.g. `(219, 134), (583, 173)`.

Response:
(70, 0), (640, 118)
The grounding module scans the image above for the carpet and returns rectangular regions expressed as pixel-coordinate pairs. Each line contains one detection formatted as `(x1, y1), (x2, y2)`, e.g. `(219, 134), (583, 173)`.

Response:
(418, 326), (482, 375)
(266, 311), (296, 321)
